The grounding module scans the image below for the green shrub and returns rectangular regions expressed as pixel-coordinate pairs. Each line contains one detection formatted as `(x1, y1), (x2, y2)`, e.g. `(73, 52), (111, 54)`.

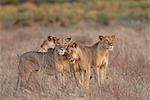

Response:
(118, 12), (150, 24)
(97, 13), (110, 25)
(0, 0), (22, 5)
(0, 6), (18, 27)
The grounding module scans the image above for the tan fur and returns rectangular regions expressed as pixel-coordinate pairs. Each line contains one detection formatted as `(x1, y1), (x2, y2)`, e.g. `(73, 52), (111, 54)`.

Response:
(66, 35), (117, 87)
(54, 37), (72, 86)
(17, 50), (56, 93)
(17, 35), (116, 93)
(93, 35), (117, 84)
(17, 36), (60, 92)
(17, 36), (72, 92)
(66, 42), (92, 90)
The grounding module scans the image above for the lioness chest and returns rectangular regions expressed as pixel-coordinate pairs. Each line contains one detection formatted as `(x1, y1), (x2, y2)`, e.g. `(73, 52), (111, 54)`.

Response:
(56, 55), (70, 72)
(96, 51), (108, 67)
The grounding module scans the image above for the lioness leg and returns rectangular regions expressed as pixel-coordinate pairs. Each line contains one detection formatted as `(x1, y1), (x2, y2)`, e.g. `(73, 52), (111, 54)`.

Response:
(101, 61), (109, 81)
(72, 68), (79, 85)
(101, 68), (106, 82)
(80, 70), (84, 87)
(85, 66), (90, 90)
(71, 64), (81, 87)
(21, 58), (40, 87)
(62, 71), (67, 87)
(101, 64), (109, 82)
(56, 71), (63, 86)
(27, 71), (41, 93)
(105, 64), (109, 79)
(96, 66), (100, 85)
(20, 67), (32, 89)
(56, 66), (65, 88)
(56, 64), (62, 83)
(81, 68), (90, 97)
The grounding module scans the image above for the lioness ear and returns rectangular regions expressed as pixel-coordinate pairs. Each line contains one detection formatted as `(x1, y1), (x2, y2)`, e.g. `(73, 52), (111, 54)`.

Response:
(66, 37), (72, 42)
(48, 36), (52, 41)
(53, 37), (59, 42)
(111, 35), (117, 41)
(72, 43), (77, 48)
(40, 44), (43, 48)
(99, 35), (104, 41)
(40, 40), (46, 48)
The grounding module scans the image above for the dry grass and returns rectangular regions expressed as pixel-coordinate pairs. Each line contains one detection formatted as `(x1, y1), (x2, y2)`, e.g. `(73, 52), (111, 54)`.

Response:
(0, 23), (150, 100)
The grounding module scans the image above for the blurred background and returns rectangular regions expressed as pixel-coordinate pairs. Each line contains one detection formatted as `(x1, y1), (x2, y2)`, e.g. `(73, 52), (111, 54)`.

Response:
(0, 0), (150, 100)
(0, 0), (149, 27)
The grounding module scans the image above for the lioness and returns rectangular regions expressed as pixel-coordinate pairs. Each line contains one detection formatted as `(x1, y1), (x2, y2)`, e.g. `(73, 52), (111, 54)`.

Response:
(17, 37), (72, 92)
(66, 42), (92, 90)
(38, 36), (59, 52)
(17, 36), (59, 92)
(54, 37), (73, 86)
(94, 35), (117, 84)
(66, 35), (117, 86)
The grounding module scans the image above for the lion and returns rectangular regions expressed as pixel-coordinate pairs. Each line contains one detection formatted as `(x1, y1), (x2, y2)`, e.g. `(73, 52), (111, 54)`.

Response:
(93, 35), (117, 84)
(66, 35), (117, 86)
(16, 36), (60, 93)
(16, 37), (72, 93)
(54, 37), (73, 86)
(38, 36), (59, 52)
(66, 42), (92, 91)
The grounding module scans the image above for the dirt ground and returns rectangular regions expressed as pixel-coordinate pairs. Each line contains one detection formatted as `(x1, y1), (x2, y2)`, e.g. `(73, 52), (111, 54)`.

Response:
(0, 23), (150, 100)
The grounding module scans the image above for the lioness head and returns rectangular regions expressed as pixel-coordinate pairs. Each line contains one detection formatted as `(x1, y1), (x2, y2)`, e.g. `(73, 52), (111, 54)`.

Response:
(98, 35), (117, 51)
(40, 36), (59, 52)
(66, 42), (80, 63)
(56, 37), (72, 55)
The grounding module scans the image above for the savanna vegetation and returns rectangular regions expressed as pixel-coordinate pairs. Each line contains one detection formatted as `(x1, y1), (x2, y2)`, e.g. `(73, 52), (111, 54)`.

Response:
(0, 0), (149, 27)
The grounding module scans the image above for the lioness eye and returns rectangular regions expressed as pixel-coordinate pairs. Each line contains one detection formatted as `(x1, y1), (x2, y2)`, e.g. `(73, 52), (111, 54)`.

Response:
(70, 50), (73, 53)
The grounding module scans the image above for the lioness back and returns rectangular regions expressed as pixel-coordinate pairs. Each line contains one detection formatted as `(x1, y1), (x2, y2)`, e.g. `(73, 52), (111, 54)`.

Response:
(19, 49), (56, 76)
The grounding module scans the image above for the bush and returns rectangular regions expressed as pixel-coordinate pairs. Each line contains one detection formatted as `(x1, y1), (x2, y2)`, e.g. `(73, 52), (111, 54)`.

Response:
(0, 0), (23, 5)
(118, 12), (150, 24)
(97, 13), (110, 25)
(0, 5), (18, 27)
